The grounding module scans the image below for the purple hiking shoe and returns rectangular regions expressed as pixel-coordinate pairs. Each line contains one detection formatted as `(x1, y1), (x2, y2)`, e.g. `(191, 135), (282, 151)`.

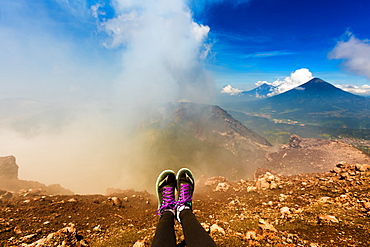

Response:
(176, 168), (195, 222)
(156, 170), (177, 216)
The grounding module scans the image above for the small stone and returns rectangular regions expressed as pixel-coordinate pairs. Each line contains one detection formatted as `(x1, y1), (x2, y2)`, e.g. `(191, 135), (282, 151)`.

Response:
(331, 167), (342, 174)
(93, 225), (102, 232)
(201, 223), (210, 232)
(269, 181), (278, 189)
(247, 186), (257, 192)
(279, 194), (288, 201)
(80, 239), (89, 246)
(363, 202), (370, 211)
(20, 233), (37, 242)
(245, 230), (257, 240)
(13, 226), (22, 234)
(256, 180), (270, 190)
(215, 182), (230, 192)
(280, 207), (290, 215)
(318, 215), (339, 224)
(108, 197), (122, 207)
(264, 172), (275, 181)
(258, 219), (277, 232)
(210, 224), (225, 235)
(318, 197), (331, 203)
(133, 240), (147, 247)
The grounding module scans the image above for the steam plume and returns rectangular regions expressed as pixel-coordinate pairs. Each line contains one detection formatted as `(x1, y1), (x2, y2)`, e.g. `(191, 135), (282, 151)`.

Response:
(0, 0), (215, 194)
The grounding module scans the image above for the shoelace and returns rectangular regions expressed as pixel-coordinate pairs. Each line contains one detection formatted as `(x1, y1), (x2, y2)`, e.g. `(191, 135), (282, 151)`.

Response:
(177, 183), (192, 205)
(156, 187), (175, 215)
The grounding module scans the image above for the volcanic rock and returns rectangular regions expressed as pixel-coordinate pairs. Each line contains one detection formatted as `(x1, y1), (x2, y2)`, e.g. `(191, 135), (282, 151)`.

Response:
(214, 182), (230, 192)
(255, 172), (280, 190)
(210, 224), (226, 235)
(317, 215), (339, 224)
(2, 163), (370, 246)
(264, 135), (370, 175)
(0, 155), (73, 195)
(0, 155), (19, 180)
(258, 219), (277, 232)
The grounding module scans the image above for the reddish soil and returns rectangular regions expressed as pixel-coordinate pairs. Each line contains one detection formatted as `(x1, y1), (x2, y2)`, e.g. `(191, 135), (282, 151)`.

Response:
(1, 163), (370, 246)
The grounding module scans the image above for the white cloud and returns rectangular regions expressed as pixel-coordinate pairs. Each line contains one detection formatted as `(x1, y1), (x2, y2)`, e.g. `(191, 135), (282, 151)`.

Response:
(55, 0), (90, 17)
(192, 22), (210, 43)
(243, 51), (294, 58)
(262, 68), (313, 96)
(222, 68), (313, 97)
(329, 34), (370, 80)
(335, 84), (370, 95)
(91, 4), (106, 19)
(255, 80), (269, 87)
(220, 85), (243, 95)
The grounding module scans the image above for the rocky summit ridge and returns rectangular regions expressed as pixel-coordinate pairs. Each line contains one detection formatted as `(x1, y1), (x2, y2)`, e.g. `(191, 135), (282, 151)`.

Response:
(1, 161), (369, 246)
(0, 155), (73, 196)
(264, 135), (370, 175)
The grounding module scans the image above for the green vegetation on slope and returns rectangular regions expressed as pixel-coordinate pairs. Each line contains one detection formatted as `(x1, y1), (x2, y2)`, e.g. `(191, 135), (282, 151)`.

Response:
(228, 110), (370, 152)
(133, 122), (237, 176)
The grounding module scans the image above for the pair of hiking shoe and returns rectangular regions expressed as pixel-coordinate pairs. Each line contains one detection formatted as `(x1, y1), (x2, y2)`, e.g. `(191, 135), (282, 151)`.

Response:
(156, 168), (194, 222)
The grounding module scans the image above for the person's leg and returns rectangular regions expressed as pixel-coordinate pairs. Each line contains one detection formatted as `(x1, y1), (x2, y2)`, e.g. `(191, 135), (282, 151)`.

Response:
(179, 209), (217, 247)
(151, 211), (176, 247)
(176, 168), (217, 247)
(151, 170), (177, 247)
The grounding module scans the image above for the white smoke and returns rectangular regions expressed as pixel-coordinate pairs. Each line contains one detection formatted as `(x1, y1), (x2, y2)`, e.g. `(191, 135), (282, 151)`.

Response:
(0, 0), (216, 194)
(96, 0), (214, 110)
(329, 33), (370, 80)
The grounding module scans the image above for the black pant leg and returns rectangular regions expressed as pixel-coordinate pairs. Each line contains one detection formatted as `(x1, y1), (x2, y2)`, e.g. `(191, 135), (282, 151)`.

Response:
(151, 211), (177, 247)
(180, 209), (217, 247)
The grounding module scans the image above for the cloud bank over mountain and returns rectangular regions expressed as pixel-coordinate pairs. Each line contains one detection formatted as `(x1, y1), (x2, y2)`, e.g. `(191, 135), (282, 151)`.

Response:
(221, 68), (314, 97)
(334, 84), (370, 95)
(220, 85), (244, 95)
(257, 68), (314, 97)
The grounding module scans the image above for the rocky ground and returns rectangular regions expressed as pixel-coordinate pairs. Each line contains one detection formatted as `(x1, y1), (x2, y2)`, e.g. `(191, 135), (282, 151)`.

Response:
(1, 162), (370, 247)
(264, 135), (370, 176)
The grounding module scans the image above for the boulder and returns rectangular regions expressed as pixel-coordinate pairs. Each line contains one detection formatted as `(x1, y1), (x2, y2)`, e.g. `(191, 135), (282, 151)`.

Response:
(0, 155), (19, 180)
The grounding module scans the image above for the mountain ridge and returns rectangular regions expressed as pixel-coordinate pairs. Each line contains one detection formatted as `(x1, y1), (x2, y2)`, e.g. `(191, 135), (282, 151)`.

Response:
(228, 78), (370, 129)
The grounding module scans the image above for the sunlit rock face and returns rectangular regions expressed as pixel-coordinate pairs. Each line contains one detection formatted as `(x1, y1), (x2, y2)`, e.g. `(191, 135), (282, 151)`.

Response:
(0, 155), (19, 180)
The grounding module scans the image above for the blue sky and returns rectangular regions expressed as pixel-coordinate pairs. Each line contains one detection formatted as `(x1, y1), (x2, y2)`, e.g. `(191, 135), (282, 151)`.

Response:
(1, 0), (370, 105)
(198, 0), (370, 93)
